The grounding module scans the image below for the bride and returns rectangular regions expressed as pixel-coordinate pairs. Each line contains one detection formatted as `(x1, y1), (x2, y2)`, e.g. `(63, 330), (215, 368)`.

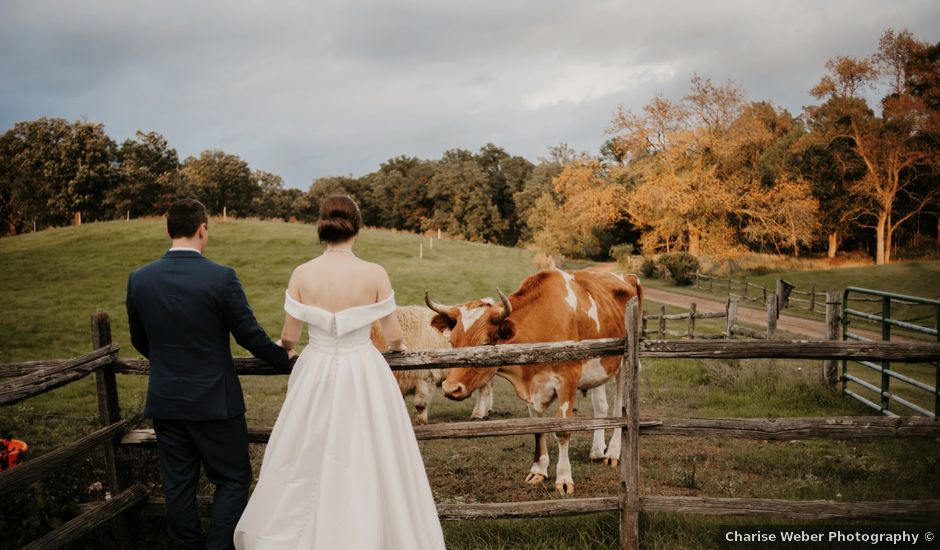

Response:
(233, 195), (446, 549)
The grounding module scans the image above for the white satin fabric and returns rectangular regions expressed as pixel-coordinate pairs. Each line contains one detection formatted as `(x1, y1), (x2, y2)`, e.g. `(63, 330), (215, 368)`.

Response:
(233, 291), (446, 550)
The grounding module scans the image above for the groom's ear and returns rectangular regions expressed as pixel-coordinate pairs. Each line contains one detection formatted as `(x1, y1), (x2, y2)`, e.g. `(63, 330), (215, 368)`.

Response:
(430, 314), (456, 333)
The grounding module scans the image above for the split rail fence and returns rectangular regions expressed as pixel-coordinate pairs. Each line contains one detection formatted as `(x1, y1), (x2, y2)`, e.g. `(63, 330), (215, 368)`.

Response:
(2, 303), (940, 549)
(694, 273), (827, 317)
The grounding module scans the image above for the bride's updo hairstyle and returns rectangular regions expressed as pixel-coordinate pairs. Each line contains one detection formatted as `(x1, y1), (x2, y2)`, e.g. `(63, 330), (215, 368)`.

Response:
(317, 195), (362, 243)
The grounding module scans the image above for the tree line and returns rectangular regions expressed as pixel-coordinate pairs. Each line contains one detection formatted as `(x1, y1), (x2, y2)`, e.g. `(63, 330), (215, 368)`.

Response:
(1, 28), (937, 264)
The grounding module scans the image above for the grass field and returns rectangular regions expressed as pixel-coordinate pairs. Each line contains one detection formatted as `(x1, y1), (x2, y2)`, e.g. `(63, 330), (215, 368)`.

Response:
(1, 221), (938, 549)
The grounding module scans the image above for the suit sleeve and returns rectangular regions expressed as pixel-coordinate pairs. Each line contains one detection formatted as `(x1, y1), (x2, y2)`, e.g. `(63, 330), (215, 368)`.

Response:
(125, 273), (150, 359)
(222, 268), (291, 368)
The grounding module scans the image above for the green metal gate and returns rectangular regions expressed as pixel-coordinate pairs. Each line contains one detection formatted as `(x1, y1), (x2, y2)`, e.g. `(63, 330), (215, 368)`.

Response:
(842, 287), (939, 417)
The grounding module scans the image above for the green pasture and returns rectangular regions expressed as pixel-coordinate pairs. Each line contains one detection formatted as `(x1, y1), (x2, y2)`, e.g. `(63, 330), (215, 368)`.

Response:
(1, 222), (937, 549)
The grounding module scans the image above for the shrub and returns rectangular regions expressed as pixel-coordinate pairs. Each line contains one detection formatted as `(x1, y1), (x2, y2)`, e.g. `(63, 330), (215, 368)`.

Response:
(640, 257), (656, 278)
(658, 252), (700, 285)
(610, 243), (638, 271)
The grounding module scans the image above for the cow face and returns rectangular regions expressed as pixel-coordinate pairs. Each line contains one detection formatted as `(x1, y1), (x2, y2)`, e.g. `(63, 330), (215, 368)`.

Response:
(425, 291), (515, 400)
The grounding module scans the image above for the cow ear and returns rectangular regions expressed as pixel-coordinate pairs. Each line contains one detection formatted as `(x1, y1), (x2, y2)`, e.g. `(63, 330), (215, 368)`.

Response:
(431, 313), (456, 333)
(496, 319), (515, 340)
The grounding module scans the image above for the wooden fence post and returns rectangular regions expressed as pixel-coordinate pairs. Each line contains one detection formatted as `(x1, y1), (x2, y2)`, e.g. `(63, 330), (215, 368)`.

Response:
(824, 291), (842, 387)
(687, 303), (696, 340)
(725, 298), (738, 339)
(809, 285), (816, 313)
(658, 305), (666, 339)
(619, 298), (641, 550)
(742, 280), (748, 300)
(91, 312), (130, 541)
(767, 297), (778, 340)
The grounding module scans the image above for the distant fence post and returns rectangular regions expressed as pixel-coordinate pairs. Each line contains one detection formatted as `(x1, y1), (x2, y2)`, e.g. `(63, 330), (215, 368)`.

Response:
(725, 298), (738, 338)
(809, 285), (816, 313)
(91, 312), (129, 541)
(824, 291), (842, 388)
(766, 297), (778, 339)
(658, 305), (666, 339)
(619, 298), (640, 550)
(687, 303), (696, 340)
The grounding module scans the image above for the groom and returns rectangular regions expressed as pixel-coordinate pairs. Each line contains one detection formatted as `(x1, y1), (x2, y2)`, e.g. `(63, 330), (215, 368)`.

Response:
(126, 199), (295, 550)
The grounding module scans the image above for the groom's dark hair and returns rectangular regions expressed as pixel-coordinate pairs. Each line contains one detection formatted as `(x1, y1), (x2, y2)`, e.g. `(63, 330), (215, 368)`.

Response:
(167, 199), (209, 238)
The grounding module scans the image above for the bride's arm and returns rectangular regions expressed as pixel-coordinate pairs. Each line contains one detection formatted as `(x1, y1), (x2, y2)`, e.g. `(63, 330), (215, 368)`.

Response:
(376, 267), (405, 351)
(280, 269), (304, 352)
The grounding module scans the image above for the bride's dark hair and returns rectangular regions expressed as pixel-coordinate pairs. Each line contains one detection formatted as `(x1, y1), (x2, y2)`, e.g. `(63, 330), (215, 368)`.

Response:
(317, 195), (362, 243)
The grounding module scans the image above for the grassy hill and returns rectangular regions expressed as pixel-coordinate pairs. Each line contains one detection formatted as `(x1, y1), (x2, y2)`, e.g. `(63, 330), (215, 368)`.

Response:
(0, 219), (537, 362)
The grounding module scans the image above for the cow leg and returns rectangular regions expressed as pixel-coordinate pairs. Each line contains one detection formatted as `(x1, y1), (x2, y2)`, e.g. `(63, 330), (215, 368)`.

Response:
(554, 396), (576, 495)
(588, 385), (609, 462)
(471, 379), (493, 420)
(604, 364), (625, 467)
(413, 372), (433, 426)
(525, 405), (549, 485)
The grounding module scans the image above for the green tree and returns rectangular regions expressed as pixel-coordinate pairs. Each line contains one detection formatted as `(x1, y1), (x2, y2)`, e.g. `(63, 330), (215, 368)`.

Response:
(180, 150), (258, 217)
(0, 118), (119, 230)
(109, 131), (181, 217)
(429, 152), (507, 242)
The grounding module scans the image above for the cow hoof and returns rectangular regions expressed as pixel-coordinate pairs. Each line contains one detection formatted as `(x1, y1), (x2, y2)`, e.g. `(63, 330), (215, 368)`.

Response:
(470, 414), (486, 421)
(414, 417), (428, 426)
(604, 458), (619, 468)
(590, 456), (607, 464)
(525, 473), (546, 484)
(555, 481), (575, 495)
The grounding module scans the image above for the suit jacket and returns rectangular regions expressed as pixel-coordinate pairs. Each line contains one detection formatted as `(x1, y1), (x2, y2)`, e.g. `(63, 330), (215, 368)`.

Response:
(126, 250), (290, 420)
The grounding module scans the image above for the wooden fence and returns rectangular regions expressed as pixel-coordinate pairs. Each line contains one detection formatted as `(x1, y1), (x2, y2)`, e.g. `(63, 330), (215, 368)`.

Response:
(694, 273), (828, 316)
(2, 303), (940, 549)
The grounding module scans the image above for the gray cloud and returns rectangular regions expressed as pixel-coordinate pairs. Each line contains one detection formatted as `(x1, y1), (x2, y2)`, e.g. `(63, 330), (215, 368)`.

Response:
(1, 0), (937, 187)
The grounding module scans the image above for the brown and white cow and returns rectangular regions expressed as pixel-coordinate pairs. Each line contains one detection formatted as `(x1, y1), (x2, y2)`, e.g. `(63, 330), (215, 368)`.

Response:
(426, 269), (642, 495)
(371, 305), (493, 425)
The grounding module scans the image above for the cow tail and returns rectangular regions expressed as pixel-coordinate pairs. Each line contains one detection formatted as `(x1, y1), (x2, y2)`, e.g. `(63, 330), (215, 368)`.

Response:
(626, 274), (643, 318)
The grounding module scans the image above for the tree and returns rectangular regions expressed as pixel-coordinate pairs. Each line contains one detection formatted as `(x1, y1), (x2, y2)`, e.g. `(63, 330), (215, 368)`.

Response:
(429, 152), (507, 242)
(608, 77), (745, 255)
(528, 159), (628, 258)
(109, 131), (181, 217)
(367, 156), (436, 231)
(180, 150), (258, 217)
(0, 118), (119, 231)
(738, 177), (821, 256)
(807, 28), (939, 263)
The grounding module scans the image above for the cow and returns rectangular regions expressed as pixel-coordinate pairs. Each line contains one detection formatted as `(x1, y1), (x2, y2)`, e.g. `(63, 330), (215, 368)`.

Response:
(371, 305), (493, 425)
(425, 269), (642, 495)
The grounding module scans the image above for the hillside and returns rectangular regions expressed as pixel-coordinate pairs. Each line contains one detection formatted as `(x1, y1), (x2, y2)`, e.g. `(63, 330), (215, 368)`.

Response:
(0, 219), (538, 362)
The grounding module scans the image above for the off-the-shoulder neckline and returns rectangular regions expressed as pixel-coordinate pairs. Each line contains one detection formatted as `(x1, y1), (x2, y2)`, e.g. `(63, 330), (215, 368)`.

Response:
(284, 290), (395, 316)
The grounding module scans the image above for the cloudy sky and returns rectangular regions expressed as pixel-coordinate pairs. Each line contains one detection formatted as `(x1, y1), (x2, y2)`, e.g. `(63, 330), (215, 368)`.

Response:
(1, 1), (938, 188)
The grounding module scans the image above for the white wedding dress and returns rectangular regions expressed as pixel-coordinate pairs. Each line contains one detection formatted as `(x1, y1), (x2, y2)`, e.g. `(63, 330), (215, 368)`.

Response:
(233, 291), (446, 550)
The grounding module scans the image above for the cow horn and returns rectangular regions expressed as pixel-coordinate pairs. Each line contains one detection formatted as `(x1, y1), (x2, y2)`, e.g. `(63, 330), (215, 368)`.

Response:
(495, 286), (512, 322)
(424, 291), (455, 319)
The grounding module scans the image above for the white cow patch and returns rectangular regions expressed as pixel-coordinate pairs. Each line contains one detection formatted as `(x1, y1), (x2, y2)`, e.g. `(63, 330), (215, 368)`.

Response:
(458, 306), (488, 331)
(480, 297), (495, 305)
(555, 269), (578, 311)
(578, 358), (609, 389)
(586, 294), (600, 333)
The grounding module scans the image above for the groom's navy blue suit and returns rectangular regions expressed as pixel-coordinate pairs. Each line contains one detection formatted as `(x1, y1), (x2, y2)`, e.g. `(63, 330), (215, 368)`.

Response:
(127, 249), (291, 550)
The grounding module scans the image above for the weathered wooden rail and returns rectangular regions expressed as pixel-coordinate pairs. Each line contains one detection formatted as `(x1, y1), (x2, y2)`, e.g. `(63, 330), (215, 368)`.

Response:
(3, 301), (940, 549)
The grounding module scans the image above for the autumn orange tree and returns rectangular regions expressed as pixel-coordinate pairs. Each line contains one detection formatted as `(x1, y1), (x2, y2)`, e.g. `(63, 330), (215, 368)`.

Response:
(527, 159), (628, 258)
(805, 29), (939, 264)
(608, 76), (819, 257)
